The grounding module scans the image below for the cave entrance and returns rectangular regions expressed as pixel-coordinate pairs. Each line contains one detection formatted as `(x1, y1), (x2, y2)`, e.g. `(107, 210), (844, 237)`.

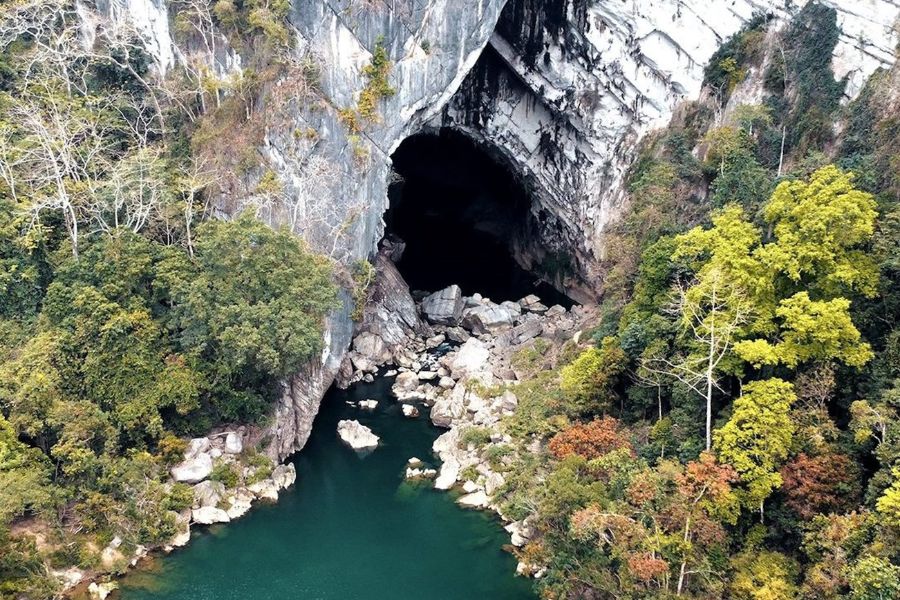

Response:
(384, 129), (572, 307)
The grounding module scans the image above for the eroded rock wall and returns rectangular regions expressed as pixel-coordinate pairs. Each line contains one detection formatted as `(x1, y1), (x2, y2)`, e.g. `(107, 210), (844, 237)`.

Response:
(437, 0), (900, 297)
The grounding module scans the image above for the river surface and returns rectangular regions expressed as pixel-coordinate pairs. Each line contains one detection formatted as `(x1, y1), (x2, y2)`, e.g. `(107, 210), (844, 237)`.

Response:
(116, 376), (535, 600)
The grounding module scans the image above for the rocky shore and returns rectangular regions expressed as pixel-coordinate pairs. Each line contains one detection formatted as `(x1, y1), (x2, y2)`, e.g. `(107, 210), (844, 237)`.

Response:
(345, 282), (595, 576)
(69, 432), (298, 599)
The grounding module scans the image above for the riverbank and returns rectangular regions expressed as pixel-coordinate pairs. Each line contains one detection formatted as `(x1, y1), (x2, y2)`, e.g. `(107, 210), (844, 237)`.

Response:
(114, 376), (534, 599)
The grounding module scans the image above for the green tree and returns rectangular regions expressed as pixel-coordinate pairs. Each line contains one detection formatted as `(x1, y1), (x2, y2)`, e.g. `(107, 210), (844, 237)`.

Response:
(559, 337), (627, 416)
(714, 378), (795, 519)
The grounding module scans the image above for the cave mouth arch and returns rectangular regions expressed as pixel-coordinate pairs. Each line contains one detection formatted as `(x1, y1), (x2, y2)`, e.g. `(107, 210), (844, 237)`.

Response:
(384, 129), (572, 307)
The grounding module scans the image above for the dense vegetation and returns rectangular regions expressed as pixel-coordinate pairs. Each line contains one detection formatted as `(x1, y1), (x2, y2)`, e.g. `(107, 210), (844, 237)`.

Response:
(0, 1), (337, 596)
(494, 5), (900, 599)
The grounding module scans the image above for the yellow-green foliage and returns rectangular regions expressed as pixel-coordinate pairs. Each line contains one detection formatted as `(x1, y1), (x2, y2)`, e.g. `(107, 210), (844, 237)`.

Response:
(350, 259), (375, 321)
(729, 550), (800, 600)
(559, 337), (627, 416)
(339, 38), (396, 132)
(715, 378), (795, 512)
(876, 467), (900, 528)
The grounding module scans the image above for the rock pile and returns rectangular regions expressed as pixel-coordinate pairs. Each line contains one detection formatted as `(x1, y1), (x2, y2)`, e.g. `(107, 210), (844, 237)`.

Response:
(346, 283), (596, 571)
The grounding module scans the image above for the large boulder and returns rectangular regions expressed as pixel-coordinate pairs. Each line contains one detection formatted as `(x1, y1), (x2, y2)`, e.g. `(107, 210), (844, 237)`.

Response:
(193, 480), (226, 508)
(225, 488), (255, 520)
(192, 506), (230, 525)
(449, 338), (491, 379)
(352, 331), (391, 364)
(462, 303), (516, 334)
(431, 385), (466, 428)
(337, 419), (380, 451)
(434, 457), (460, 490)
(170, 452), (213, 484)
(421, 285), (464, 325)
(272, 463), (297, 489)
(224, 432), (243, 454)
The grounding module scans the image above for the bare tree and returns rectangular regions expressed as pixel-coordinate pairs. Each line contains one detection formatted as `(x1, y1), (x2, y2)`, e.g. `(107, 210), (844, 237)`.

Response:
(644, 270), (753, 451)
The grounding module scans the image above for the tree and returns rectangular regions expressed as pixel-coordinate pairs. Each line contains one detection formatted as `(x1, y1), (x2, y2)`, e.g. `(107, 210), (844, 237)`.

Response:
(761, 165), (878, 298)
(729, 551), (800, 600)
(848, 556), (900, 600)
(548, 417), (631, 460)
(645, 268), (753, 450)
(781, 452), (860, 520)
(559, 337), (627, 417)
(714, 378), (795, 519)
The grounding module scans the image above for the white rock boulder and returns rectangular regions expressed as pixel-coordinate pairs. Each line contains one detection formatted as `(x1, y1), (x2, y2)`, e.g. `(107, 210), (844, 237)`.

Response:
(192, 506), (230, 525)
(337, 419), (380, 451)
(359, 399), (379, 410)
(224, 432), (243, 454)
(170, 452), (213, 484)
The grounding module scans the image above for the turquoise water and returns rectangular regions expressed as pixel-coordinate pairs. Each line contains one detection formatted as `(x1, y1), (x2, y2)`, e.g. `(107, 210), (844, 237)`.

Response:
(117, 376), (535, 600)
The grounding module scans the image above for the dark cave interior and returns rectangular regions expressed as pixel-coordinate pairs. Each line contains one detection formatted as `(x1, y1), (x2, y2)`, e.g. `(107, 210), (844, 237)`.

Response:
(384, 129), (573, 307)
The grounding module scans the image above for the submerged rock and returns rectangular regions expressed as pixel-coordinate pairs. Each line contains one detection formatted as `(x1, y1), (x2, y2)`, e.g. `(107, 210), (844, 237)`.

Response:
(421, 285), (464, 325)
(337, 419), (380, 451)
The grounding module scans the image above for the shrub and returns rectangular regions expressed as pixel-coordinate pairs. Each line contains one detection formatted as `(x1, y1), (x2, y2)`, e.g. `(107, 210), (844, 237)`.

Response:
(548, 417), (631, 460)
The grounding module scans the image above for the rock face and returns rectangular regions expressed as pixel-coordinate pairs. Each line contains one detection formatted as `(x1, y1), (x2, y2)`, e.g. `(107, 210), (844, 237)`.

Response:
(437, 0), (900, 297)
(337, 419), (380, 451)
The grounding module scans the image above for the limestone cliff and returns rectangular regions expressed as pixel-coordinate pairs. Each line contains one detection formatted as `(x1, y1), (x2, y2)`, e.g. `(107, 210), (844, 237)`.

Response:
(96, 0), (899, 459)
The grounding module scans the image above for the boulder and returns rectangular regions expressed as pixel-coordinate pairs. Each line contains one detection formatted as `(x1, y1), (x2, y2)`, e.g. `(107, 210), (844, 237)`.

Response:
(500, 390), (519, 411)
(185, 437), (211, 459)
(430, 385), (466, 428)
(248, 479), (279, 501)
(546, 304), (567, 317)
(449, 338), (491, 379)
(407, 457), (424, 467)
(462, 303), (516, 334)
(352, 331), (391, 364)
(417, 370), (438, 381)
(192, 506), (230, 525)
(165, 510), (191, 551)
(272, 463), (297, 489)
(506, 319), (543, 346)
(52, 567), (84, 591)
(434, 458), (460, 490)
(170, 452), (213, 484)
(457, 491), (489, 508)
(224, 432), (243, 454)
(393, 371), (420, 394)
(401, 404), (419, 418)
(88, 582), (118, 600)
(425, 333), (446, 349)
(406, 467), (438, 479)
(500, 300), (523, 317)
(445, 326), (470, 343)
(359, 399), (379, 410)
(421, 285), (464, 325)
(337, 419), (380, 451)
(193, 480), (226, 508)
(519, 294), (548, 313)
(485, 471), (505, 496)
(438, 376), (455, 389)
(225, 489), (255, 520)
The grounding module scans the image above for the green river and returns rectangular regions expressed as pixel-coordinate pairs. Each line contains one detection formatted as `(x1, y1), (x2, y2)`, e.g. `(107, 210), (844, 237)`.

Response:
(116, 375), (536, 600)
